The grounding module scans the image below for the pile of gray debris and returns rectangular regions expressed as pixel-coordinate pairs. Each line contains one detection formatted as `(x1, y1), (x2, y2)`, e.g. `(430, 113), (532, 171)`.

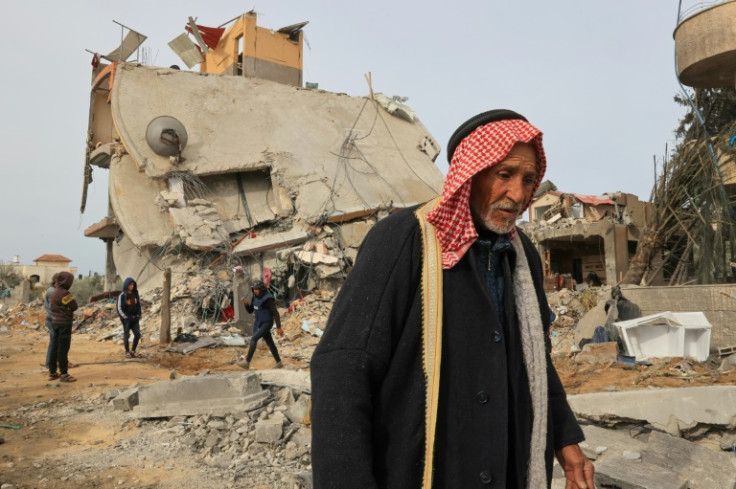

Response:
(108, 370), (314, 489)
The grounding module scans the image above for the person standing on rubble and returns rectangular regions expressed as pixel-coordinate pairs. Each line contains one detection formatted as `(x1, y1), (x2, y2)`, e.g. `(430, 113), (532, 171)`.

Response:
(43, 273), (58, 372)
(48, 271), (78, 383)
(43, 273), (76, 372)
(311, 110), (595, 489)
(237, 280), (283, 369)
(117, 277), (142, 358)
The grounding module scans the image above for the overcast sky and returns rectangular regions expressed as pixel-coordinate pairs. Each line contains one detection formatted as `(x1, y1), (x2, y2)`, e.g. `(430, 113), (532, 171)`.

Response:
(0, 1), (700, 275)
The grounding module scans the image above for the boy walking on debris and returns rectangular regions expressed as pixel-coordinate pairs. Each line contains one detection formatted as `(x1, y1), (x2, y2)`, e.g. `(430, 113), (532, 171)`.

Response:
(49, 271), (78, 382)
(237, 280), (284, 369)
(117, 277), (142, 358)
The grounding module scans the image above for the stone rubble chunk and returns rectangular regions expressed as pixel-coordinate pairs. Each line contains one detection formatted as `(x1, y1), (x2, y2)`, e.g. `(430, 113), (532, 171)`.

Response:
(255, 418), (283, 443)
(289, 427), (312, 447)
(285, 395), (310, 424)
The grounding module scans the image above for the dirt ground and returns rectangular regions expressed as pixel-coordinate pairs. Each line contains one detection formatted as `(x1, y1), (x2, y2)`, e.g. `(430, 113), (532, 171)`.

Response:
(1, 305), (735, 488)
(0, 306), (310, 489)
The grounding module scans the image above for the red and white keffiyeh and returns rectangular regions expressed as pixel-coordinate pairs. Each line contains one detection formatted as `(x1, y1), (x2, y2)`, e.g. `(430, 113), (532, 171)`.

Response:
(426, 119), (547, 269)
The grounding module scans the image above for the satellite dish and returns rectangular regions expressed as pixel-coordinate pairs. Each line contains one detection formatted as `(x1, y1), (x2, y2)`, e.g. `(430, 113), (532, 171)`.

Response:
(146, 116), (188, 157)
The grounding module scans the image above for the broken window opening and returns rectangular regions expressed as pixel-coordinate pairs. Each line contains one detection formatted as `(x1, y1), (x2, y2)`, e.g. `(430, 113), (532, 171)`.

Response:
(628, 240), (638, 255)
(236, 35), (244, 76)
(544, 236), (607, 286)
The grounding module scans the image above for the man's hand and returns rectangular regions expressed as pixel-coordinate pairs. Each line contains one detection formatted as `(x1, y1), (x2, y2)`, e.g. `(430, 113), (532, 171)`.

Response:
(555, 443), (595, 489)
(276, 327), (284, 337)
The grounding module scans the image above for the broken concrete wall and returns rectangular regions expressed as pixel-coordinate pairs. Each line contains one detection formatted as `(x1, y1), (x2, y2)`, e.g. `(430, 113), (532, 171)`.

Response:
(524, 189), (650, 289)
(85, 63), (444, 294)
(620, 284), (736, 349)
(523, 220), (621, 286)
(0, 280), (31, 308)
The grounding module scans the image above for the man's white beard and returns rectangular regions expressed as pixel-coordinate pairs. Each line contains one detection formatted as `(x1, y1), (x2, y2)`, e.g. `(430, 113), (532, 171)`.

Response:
(475, 200), (522, 234)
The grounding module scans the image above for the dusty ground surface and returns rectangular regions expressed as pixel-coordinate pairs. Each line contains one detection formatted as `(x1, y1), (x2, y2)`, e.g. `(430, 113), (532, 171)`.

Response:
(0, 304), (311, 489)
(1, 302), (735, 488)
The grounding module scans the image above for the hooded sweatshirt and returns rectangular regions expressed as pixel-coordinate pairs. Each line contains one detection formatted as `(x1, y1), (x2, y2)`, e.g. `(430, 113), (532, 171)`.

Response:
(117, 277), (141, 320)
(50, 272), (78, 324)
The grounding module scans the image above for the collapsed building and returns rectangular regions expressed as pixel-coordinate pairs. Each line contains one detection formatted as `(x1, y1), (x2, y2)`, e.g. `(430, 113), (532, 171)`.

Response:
(615, 1), (736, 287)
(80, 12), (444, 308)
(521, 183), (652, 289)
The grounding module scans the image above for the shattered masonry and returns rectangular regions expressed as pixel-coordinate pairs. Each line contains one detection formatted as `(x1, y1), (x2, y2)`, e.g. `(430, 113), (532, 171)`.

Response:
(81, 12), (444, 305)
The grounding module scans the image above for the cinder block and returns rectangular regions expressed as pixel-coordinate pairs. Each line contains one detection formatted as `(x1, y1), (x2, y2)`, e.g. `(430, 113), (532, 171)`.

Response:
(112, 387), (139, 411)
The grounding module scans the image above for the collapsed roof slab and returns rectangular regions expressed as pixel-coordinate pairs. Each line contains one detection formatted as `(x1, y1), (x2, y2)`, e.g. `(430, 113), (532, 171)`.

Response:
(109, 65), (444, 223)
(568, 386), (736, 436)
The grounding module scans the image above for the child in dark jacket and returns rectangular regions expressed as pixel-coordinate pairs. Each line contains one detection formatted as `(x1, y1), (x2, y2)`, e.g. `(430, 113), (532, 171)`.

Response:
(49, 271), (78, 382)
(117, 277), (142, 358)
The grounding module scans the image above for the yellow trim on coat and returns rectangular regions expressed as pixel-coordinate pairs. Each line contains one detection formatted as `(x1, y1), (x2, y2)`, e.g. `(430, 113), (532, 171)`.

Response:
(415, 197), (443, 489)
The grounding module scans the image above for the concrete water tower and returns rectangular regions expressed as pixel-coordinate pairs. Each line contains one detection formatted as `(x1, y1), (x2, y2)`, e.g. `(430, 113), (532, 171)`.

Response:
(674, 0), (736, 88)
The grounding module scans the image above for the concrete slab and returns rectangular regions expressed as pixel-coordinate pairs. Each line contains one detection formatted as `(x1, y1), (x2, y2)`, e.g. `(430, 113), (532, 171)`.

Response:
(256, 369), (311, 393)
(641, 430), (736, 489)
(130, 372), (269, 418)
(110, 65), (443, 217)
(109, 154), (173, 247)
(580, 425), (647, 457)
(232, 226), (310, 256)
(594, 456), (687, 489)
(202, 170), (279, 233)
(568, 386), (736, 435)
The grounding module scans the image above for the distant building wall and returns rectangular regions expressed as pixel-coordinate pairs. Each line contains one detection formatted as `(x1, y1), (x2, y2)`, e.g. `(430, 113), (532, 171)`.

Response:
(14, 264), (78, 284)
(529, 193), (558, 222)
(620, 284), (736, 350)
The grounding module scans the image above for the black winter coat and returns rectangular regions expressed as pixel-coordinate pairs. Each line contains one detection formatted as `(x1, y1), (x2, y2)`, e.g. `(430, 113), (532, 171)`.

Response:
(310, 207), (584, 489)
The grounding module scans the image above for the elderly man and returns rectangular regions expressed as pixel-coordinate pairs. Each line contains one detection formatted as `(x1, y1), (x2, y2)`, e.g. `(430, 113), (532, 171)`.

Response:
(310, 109), (594, 489)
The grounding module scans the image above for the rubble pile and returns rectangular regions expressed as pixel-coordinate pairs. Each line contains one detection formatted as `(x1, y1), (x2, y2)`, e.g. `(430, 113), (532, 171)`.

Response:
(109, 383), (314, 489)
(82, 59), (444, 297)
(5, 380), (314, 489)
(547, 286), (610, 354)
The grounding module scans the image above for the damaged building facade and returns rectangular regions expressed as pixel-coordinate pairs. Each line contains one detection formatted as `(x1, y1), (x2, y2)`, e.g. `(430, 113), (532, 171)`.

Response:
(81, 12), (444, 305)
(521, 185), (652, 288)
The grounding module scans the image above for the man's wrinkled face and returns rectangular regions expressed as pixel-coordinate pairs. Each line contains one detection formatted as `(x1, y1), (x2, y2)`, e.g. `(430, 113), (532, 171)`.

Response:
(469, 142), (538, 234)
